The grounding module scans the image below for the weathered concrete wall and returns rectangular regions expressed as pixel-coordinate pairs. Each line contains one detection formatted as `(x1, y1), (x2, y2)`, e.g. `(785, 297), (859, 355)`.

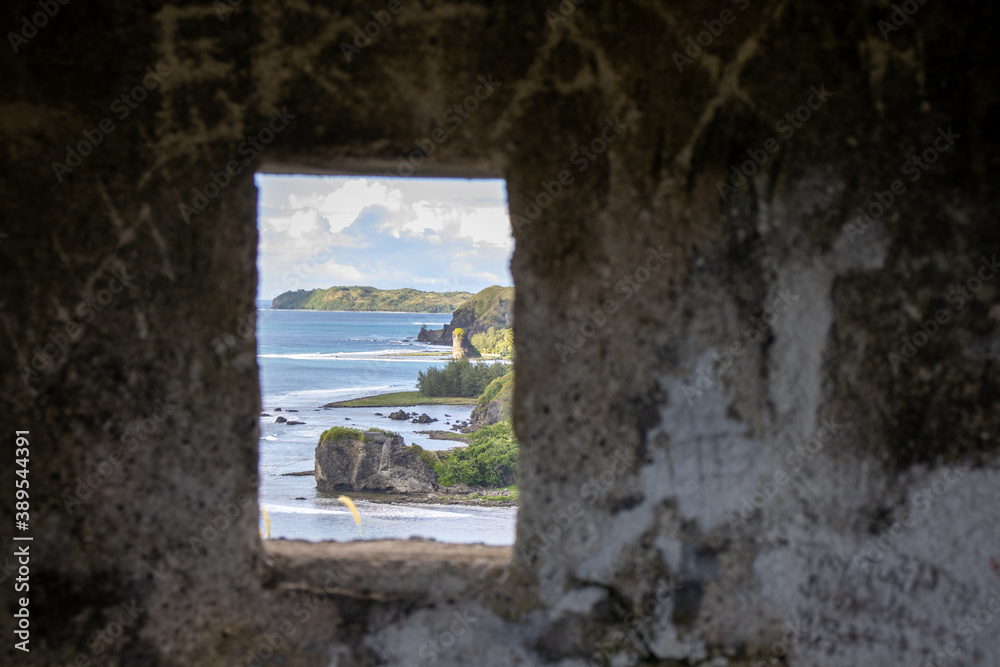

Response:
(2, 1), (998, 665)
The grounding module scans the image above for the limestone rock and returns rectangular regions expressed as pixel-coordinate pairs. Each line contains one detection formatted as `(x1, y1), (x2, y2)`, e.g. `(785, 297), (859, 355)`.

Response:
(315, 430), (438, 493)
(417, 324), (452, 345)
(411, 413), (437, 424)
(469, 373), (513, 430)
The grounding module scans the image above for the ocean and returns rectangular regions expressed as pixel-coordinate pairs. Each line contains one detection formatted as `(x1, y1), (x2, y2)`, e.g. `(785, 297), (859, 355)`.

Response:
(257, 308), (517, 545)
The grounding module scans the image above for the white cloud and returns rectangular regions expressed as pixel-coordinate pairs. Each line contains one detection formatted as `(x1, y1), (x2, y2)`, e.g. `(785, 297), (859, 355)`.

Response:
(255, 175), (513, 299)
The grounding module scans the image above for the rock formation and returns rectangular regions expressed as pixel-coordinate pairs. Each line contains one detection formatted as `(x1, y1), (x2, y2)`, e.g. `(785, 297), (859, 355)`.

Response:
(469, 372), (514, 429)
(410, 413), (437, 424)
(314, 429), (438, 493)
(417, 323), (452, 345)
(451, 328), (479, 359)
(418, 285), (513, 346)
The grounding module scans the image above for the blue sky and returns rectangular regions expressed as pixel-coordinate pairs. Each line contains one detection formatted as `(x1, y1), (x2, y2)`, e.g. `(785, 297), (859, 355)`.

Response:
(255, 175), (513, 299)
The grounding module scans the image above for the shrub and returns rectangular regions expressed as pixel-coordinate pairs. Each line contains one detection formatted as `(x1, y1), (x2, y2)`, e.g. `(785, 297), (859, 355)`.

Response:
(416, 358), (509, 397)
(470, 327), (514, 358)
(319, 426), (365, 443)
(435, 419), (518, 487)
(477, 371), (513, 407)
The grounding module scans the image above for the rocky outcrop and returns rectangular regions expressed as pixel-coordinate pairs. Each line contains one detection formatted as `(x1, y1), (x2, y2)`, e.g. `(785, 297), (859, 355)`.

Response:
(451, 328), (479, 359)
(411, 413), (437, 424)
(417, 285), (513, 346)
(314, 429), (437, 493)
(417, 324), (452, 345)
(387, 410), (408, 420)
(469, 372), (513, 430)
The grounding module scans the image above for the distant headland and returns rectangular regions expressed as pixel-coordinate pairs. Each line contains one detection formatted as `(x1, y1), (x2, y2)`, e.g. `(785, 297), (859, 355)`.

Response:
(270, 286), (473, 313)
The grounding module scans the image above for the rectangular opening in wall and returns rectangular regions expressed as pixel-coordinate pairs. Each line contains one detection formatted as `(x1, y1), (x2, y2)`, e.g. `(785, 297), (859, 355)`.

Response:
(254, 174), (516, 545)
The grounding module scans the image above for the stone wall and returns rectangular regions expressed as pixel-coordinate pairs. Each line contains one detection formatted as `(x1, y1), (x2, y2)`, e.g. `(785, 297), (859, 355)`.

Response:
(2, 1), (998, 665)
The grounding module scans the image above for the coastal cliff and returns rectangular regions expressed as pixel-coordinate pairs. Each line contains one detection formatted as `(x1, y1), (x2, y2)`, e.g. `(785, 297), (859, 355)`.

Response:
(419, 285), (513, 346)
(469, 371), (513, 429)
(314, 428), (437, 493)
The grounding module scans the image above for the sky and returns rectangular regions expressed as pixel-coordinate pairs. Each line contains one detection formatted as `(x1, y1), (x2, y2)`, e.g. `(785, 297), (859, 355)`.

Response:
(255, 175), (514, 299)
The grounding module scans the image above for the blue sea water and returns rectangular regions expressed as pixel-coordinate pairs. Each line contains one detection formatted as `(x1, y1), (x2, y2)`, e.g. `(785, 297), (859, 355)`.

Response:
(256, 309), (517, 545)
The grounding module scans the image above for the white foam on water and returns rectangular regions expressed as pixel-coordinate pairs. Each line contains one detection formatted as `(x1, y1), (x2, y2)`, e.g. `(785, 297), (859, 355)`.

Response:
(264, 502), (476, 519)
(263, 504), (347, 516)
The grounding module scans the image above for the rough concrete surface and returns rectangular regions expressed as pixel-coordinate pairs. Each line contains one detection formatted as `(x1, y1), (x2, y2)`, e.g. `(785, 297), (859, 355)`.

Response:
(1, 0), (998, 665)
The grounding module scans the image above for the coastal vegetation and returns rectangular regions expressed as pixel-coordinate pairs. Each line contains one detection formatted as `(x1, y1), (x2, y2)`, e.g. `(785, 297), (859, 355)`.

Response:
(271, 286), (472, 312)
(323, 391), (478, 407)
(314, 287), (519, 493)
(451, 285), (514, 334)
(319, 367), (518, 492)
(470, 486), (518, 502)
(416, 358), (509, 397)
(470, 326), (514, 358)
(411, 419), (518, 487)
(476, 371), (513, 408)
(417, 284), (514, 346)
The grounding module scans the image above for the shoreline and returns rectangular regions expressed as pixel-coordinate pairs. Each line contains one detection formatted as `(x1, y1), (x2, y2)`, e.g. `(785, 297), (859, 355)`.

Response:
(323, 391), (478, 408)
(319, 489), (518, 508)
(281, 475), (516, 507)
(263, 308), (457, 314)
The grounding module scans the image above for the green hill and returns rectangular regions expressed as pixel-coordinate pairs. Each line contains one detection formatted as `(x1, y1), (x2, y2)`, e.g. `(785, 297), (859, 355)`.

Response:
(450, 285), (514, 333)
(270, 286), (473, 313)
(417, 285), (514, 346)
